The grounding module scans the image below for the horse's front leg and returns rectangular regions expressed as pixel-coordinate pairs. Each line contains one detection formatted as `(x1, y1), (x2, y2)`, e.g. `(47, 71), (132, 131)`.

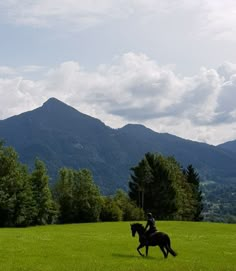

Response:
(137, 243), (145, 257)
(146, 245), (149, 256)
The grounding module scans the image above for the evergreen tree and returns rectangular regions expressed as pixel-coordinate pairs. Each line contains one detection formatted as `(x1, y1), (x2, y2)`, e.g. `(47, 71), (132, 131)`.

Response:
(145, 154), (178, 219)
(183, 165), (203, 221)
(129, 157), (153, 209)
(129, 153), (177, 219)
(129, 152), (200, 220)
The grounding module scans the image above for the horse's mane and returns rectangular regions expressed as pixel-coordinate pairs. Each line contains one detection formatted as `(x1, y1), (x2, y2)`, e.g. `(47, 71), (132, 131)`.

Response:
(132, 223), (145, 231)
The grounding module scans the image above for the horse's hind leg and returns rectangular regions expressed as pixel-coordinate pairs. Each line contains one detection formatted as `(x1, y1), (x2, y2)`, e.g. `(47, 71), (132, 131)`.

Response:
(165, 245), (169, 257)
(166, 238), (177, 257)
(160, 246), (168, 258)
(166, 245), (177, 257)
(145, 245), (149, 256)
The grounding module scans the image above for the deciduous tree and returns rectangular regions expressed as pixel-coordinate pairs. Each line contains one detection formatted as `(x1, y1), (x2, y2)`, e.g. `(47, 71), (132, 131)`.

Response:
(31, 159), (57, 225)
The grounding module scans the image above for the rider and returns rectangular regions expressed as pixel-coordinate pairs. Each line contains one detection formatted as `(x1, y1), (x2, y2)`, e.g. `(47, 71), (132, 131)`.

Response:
(145, 212), (157, 239)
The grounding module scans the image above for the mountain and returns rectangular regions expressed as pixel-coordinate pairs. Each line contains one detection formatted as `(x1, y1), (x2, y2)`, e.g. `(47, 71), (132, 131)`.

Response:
(1, 97), (236, 194)
(218, 140), (236, 153)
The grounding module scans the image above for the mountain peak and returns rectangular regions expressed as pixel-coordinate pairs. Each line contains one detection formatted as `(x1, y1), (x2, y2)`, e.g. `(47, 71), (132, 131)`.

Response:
(43, 97), (67, 107)
(41, 97), (80, 115)
(120, 123), (157, 135)
(39, 97), (107, 130)
(122, 124), (148, 130)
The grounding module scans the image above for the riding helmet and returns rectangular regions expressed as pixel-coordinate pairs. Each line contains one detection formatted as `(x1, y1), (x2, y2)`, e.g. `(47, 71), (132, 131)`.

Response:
(147, 212), (152, 217)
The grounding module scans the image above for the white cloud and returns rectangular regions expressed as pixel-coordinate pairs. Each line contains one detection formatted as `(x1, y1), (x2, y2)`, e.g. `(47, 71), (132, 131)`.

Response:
(0, 66), (17, 76)
(0, 76), (45, 118)
(0, 65), (45, 77)
(200, 0), (236, 40)
(0, 53), (236, 145)
(0, 0), (128, 29)
(217, 62), (236, 80)
(1, 0), (236, 41)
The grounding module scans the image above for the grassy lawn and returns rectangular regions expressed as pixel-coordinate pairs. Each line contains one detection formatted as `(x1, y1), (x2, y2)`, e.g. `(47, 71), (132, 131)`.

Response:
(0, 221), (235, 271)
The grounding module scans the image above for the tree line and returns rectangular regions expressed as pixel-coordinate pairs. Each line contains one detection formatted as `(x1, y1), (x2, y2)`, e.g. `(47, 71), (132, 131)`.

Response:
(0, 141), (202, 227)
(0, 141), (144, 226)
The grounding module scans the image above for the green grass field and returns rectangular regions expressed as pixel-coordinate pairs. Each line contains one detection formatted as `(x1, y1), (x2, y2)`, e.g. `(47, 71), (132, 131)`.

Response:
(0, 221), (235, 271)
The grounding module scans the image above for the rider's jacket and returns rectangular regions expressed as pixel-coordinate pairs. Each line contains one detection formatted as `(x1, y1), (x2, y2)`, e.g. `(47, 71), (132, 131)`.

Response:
(145, 217), (157, 232)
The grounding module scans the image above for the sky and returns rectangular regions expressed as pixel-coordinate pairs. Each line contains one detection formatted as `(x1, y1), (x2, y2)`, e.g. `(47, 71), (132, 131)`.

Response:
(0, 0), (236, 145)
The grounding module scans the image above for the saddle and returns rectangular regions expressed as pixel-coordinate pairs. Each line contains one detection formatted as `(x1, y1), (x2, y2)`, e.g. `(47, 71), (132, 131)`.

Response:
(146, 229), (158, 240)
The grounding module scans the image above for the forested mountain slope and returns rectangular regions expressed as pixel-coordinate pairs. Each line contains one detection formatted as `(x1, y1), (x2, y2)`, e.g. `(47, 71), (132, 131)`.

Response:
(1, 98), (236, 193)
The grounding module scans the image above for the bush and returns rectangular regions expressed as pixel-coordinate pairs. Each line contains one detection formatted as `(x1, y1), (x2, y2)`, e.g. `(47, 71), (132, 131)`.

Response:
(100, 190), (144, 222)
(114, 190), (145, 221)
(100, 197), (123, 221)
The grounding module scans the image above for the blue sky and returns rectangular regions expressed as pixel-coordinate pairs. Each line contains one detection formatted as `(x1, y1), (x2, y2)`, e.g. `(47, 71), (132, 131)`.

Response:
(1, 0), (236, 145)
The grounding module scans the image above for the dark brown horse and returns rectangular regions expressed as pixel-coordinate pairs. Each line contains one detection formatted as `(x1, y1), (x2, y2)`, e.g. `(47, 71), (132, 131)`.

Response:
(130, 223), (177, 258)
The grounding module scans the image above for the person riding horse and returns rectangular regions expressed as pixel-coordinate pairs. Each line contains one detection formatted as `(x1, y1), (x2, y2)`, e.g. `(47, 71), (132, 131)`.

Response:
(145, 213), (157, 239)
(130, 223), (177, 258)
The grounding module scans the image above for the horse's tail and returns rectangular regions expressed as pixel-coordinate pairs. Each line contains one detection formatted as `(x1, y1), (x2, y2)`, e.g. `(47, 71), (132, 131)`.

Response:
(166, 236), (177, 257)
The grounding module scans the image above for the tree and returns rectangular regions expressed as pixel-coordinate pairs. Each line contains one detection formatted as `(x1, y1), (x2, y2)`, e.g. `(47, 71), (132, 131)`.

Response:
(183, 165), (203, 221)
(54, 168), (102, 223)
(166, 158), (195, 221)
(100, 190), (144, 222)
(53, 168), (74, 223)
(129, 153), (178, 219)
(129, 153), (201, 220)
(129, 158), (153, 209)
(72, 169), (102, 222)
(113, 189), (144, 221)
(100, 196), (123, 221)
(30, 159), (57, 225)
(0, 141), (34, 226)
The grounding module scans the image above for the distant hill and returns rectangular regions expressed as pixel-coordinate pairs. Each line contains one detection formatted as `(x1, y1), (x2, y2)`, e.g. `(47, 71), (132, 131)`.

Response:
(1, 97), (236, 194)
(218, 140), (236, 153)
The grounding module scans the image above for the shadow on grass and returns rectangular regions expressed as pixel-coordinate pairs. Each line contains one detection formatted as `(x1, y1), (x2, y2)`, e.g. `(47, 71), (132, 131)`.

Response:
(112, 253), (156, 260)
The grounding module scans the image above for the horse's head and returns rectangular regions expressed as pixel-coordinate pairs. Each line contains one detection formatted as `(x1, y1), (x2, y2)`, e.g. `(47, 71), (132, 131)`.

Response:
(130, 223), (145, 237)
(130, 223), (137, 237)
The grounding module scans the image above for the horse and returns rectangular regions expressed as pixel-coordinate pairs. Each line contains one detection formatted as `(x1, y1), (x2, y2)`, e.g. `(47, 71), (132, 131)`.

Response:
(130, 223), (177, 258)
